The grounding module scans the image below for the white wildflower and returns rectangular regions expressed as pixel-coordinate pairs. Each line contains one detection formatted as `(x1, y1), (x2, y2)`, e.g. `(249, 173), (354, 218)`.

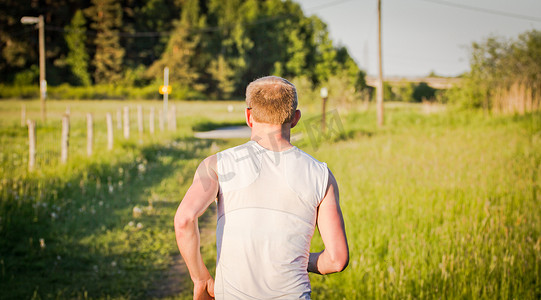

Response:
(133, 206), (143, 218)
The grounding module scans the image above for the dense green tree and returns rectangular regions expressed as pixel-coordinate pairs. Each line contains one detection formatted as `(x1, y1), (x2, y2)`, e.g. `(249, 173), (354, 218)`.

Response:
(0, 0), (32, 77)
(285, 27), (308, 77)
(87, 0), (125, 84)
(65, 10), (91, 86)
(310, 17), (338, 84)
(207, 0), (257, 94)
(208, 55), (236, 99)
(0, 0), (87, 84)
(412, 82), (436, 102)
(393, 81), (415, 102)
(0, 0), (366, 99)
(121, 0), (182, 68)
(146, 0), (203, 90)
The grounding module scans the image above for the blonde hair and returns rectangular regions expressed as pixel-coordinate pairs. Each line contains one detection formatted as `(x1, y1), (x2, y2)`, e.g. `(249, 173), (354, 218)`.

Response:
(246, 76), (298, 125)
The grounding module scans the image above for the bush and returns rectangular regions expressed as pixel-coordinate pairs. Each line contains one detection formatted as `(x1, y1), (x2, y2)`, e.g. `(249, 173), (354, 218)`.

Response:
(449, 30), (541, 113)
(291, 76), (320, 105)
(412, 82), (436, 102)
(0, 85), (39, 99)
(324, 71), (363, 104)
(13, 65), (39, 86)
(0, 83), (206, 100)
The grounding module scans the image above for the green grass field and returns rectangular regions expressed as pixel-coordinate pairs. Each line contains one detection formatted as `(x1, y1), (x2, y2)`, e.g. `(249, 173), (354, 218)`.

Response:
(0, 99), (539, 299)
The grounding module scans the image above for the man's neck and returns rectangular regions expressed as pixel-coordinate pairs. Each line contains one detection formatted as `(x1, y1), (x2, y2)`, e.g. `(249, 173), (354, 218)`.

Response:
(250, 122), (293, 152)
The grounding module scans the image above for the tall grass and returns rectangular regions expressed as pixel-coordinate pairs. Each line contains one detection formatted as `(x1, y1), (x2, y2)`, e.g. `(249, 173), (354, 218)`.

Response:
(1, 99), (539, 299)
(493, 82), (540, 115)
(307, 108), (541, 299)
(0, 100), (245, 299)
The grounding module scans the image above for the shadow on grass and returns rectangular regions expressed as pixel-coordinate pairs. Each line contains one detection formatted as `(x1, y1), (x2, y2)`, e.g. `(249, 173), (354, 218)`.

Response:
(0, 137), (219, 299)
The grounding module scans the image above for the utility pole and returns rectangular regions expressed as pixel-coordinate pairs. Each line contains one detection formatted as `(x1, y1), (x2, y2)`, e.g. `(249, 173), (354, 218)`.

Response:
(163, 67), (169, 124)
(320, 87), (328, 133)
(21, 15), (46, 122)
(377, 0), (384, 127)
(38, 15), (46, 122)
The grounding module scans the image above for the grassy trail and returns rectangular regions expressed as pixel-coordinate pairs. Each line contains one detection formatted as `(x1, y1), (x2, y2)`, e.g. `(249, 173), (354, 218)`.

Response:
(0, 100), (246, 299)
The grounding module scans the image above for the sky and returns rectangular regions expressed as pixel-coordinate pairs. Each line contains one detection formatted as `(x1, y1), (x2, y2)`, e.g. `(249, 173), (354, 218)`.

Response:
(294, 0), (541, 77)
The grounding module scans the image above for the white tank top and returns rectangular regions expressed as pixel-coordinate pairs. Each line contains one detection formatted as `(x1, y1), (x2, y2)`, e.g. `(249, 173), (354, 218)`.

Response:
(215, 140), (329, 299)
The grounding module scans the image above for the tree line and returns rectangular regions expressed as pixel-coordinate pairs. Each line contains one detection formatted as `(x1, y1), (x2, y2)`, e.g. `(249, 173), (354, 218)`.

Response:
(445, 29), (540, 113)
(0, 0), (365, 99)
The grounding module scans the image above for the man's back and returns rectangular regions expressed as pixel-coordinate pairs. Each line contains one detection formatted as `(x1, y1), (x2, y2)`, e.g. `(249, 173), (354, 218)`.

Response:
(215, 141), (328, 299)
(174, 76), (347, 300)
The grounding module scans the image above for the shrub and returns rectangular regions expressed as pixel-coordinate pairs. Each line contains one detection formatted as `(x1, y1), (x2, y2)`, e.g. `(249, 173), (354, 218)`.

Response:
(0, 85), (39, 99)
(448, 30), (541, 113)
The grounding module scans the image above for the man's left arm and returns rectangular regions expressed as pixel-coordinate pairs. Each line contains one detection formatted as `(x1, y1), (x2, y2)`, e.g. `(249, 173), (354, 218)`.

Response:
(174, 155), (219, 299)
(308, 170), (349, 275)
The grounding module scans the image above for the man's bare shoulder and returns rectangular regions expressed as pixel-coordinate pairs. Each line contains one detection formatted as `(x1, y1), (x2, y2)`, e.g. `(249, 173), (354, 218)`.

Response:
(195, 154), (218, 180)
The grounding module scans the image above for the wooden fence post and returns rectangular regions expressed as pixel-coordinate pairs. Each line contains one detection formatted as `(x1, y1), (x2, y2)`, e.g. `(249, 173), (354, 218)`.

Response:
(123, 106), (130, 139)
(117, 108), (122, 130)
(21, 105), (26, 127)
(168, 105), (177, 131)
(158, 109), (164, 132)
(149, 107), (155, 135)
(65, 106), (70, 116)
(106, 112), (113, 151)
(61, 115), (69, 163)
(27, 120), (36, 171)
(137, 105), (143, 138)
(87, 113), (93, 156)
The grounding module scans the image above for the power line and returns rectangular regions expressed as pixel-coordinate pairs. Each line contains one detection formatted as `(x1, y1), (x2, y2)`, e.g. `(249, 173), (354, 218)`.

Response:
(418, 0), (541, 23)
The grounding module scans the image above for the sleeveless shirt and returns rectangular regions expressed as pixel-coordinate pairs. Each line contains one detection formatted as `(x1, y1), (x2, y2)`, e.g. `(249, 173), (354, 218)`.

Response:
(215, 140), (329, 299)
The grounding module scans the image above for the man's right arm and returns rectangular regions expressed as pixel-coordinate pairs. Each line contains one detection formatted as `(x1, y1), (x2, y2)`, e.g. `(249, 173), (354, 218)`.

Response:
(308, 170), (349, 274)
(174, 155), (218, 299)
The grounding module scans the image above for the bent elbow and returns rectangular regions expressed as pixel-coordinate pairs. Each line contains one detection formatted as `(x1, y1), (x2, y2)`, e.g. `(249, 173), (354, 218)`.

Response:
(330, 255), (349, 274)
(327, 251), (349, 274)
(336, 255), (349, 272)
(174, 212), (196, 233)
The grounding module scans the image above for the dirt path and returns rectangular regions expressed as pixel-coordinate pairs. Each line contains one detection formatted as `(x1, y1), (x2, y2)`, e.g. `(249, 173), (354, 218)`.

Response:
(148, 254), (189, 298)
(148, 210), (217, 299)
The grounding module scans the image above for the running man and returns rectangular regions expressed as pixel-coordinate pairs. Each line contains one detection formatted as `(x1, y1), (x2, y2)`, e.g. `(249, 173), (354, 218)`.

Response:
(174, 76), (349, 299)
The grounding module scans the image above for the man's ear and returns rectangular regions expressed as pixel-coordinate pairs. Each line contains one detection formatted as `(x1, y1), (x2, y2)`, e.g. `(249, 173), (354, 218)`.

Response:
(291, 110), (301, 128)
(245, 108), (253, 128)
